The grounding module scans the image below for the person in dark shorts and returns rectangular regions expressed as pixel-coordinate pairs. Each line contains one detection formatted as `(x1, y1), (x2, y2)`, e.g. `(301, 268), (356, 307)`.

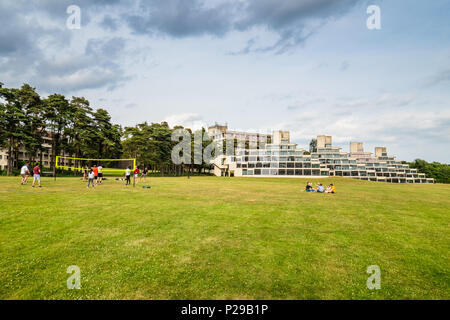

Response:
(141, 167), (148, 182)
(92, 165), (98, 185)
(125, 166), (131, 185)
(97, 165), (103, 184)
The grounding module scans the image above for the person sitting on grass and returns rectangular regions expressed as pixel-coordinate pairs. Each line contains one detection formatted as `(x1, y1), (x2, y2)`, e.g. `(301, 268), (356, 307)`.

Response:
(87, 169), (95, 188)
(330, 183), (336, 194)
(316, 183), (325, 193)
(305, 182), (315, 192)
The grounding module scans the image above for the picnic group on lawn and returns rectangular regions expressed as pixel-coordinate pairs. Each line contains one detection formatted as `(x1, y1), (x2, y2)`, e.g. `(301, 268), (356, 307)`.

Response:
(305, 182), (336, 193)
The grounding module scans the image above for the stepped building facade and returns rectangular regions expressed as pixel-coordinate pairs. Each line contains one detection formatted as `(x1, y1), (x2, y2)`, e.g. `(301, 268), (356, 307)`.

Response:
(208, 124), (434, 183)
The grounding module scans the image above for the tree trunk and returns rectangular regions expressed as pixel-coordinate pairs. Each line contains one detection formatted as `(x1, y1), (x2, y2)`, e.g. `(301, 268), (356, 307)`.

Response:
(7, 139), (13, 175)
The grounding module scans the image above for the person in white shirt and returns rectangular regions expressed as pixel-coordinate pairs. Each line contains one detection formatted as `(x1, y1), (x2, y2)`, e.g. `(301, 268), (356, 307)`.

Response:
(20, 162), (30, 185)
(97, 165), (103, 184)
(125, 167), (131, 185)
(87, 169), (95, 188)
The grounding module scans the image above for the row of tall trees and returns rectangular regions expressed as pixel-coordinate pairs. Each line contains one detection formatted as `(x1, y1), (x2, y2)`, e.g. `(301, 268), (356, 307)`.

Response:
(121, 123), (214, 176)
(0, 84), (121, 175)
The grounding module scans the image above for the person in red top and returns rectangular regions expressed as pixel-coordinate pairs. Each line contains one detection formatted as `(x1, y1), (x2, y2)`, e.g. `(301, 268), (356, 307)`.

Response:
(32, 163), (41, 188)
(92, 165), (99, 185)
(134, 167), (140, 183)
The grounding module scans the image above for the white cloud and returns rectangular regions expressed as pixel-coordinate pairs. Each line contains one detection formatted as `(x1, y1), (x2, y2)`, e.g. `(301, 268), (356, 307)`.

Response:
(163, 113), (207, 130)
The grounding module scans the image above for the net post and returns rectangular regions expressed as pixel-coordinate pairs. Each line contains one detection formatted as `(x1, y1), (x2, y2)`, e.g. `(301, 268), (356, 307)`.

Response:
(55, 156), (58, 181)
(133, 159), (136, 187)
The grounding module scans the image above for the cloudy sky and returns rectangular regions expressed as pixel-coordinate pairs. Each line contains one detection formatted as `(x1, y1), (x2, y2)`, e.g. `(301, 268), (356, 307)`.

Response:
(1, 0), (449, 162)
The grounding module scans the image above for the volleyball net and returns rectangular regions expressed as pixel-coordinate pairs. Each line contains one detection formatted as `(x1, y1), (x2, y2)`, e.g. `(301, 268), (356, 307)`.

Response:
(55, 156), (136, 176)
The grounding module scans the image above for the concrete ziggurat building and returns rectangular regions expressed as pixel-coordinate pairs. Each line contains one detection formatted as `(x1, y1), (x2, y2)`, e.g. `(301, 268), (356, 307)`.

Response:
(208, 124), (434, 184)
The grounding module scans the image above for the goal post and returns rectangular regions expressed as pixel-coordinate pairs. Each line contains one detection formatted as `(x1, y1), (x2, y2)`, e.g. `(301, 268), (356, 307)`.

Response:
(55, 156), (136, 177)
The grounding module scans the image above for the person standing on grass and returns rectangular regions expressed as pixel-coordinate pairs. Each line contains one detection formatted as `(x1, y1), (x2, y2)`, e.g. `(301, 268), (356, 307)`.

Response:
(92, 165), (98, 185)
(125, 166), (131, 185)
(134, 166), (140, 184)
(87, 169), (95, 188)
(141, 167), (148, 182)
(32, 163), (41, 188)
(20, 162), (30, 185)
(83, 165), (88, 181)
(97, 165), (103, 184)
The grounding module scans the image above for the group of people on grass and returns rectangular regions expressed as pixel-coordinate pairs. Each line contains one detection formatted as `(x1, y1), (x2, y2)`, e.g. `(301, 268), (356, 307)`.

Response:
(82, 165), (149, 188)
(19, 162), (150, 189)
(83, 165), (104, 188)
(124, 166), (149, 185)
(305, 182), (336, 193)
(20, 162), (42, 188)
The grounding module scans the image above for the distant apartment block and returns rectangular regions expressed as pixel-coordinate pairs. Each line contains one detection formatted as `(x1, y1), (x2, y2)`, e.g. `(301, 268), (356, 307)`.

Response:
(208, 124), (434, 183)
(0, 132), (75, 171)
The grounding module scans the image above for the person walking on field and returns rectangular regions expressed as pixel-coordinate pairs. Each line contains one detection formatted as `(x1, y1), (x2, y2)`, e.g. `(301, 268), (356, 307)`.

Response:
(87, 169), (95, 188)
(20, 162), (30, 185)
(32, 163), (41, 188)
(125, 166), (131, 186)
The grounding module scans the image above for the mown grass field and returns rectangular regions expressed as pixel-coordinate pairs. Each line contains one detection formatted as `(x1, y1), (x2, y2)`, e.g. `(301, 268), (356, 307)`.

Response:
(0, 176), (449, 300)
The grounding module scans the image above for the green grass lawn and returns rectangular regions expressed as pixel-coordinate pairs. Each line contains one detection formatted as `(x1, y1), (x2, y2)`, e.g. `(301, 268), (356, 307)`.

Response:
(0, 176), (449, 300)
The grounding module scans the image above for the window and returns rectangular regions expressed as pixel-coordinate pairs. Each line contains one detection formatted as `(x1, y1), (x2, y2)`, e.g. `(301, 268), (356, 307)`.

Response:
(279, 169), (286, 175)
